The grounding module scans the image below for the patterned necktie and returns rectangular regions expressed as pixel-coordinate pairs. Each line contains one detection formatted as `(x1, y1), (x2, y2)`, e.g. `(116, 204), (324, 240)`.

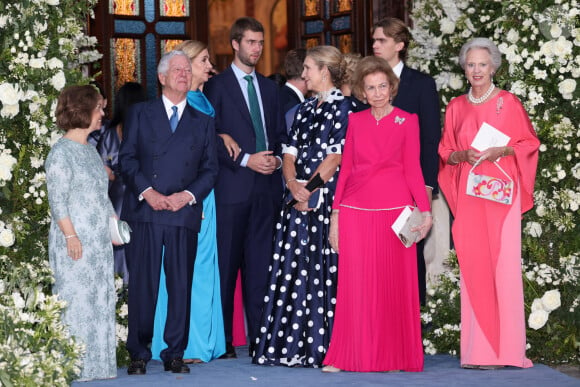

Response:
(244, 75), (267, 151)
(169, 105), (178, 133)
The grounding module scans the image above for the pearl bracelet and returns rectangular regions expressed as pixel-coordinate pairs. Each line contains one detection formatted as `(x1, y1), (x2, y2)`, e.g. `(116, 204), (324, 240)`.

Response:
(64, 234), (77, 239)
(285, 178), (297, 187)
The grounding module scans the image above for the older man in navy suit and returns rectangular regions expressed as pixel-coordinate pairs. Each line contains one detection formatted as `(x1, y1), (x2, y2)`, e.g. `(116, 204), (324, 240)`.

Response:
(372, 18), (441, 306)
(204, 17), (285, 359)
(120, 50), (218, 375)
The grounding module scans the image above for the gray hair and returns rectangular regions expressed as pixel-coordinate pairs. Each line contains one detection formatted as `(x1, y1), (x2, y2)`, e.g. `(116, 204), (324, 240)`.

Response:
(458, 38), (502, 72)
(157, 50), (190, 75)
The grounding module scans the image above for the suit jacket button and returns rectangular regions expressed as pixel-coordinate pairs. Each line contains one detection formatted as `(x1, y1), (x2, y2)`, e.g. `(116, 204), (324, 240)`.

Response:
(153, 174), (157, 179)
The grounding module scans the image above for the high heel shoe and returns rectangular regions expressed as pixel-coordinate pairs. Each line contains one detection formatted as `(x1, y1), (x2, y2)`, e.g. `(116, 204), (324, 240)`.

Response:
(322, 365), (341, 373)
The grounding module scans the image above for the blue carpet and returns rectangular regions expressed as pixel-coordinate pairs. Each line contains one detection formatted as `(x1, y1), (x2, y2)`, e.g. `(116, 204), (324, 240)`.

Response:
(74, 347), (578, 387)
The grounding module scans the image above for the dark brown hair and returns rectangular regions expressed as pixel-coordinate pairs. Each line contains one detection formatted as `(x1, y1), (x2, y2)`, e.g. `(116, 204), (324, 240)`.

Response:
(373, 17), (412, 61)
(284, 48), (307, 80)
(56, 85), (100, 131)
(351, 56), (399, 102)
(230, 17), (264, 44)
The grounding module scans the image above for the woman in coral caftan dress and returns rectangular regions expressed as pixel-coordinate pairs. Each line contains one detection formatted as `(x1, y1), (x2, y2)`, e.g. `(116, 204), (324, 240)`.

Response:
(438, 38), (539, 369)
(323, 56), (432, 373)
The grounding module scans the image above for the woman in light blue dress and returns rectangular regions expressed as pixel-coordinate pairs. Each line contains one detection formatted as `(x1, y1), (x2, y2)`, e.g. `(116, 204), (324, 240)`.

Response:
(46, 85), (117, 381)
(152, 41), (241, 362)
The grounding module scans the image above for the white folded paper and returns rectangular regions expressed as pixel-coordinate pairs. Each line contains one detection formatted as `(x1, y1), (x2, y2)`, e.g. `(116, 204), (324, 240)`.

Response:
(471, 122), (510, 151)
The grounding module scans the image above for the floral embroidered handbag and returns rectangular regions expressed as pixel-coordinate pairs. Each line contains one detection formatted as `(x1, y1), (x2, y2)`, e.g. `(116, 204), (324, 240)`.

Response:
(466, 156), (513, 205)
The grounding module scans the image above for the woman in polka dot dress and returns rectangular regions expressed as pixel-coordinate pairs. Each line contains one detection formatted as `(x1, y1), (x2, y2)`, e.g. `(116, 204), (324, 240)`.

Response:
(252, 46), (351, 367)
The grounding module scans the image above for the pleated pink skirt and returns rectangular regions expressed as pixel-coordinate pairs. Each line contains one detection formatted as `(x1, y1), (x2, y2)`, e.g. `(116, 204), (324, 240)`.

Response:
(324, 206), (423, 372)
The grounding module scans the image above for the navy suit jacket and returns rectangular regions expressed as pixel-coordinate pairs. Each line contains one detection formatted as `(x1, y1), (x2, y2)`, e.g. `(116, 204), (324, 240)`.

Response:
(204, 66), (285, 204)
(119, 98), (218, 232)
(280, 84), (302, 114)
(393, 65), (441, 195)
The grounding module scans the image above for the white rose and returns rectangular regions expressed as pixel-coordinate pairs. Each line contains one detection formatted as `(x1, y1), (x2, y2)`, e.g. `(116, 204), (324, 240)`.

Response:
(1, 103), (19, 118)
(0, 83), (22, 105)
(440, 18), (455, 35)
(12, 292), (25, 309)
(526, 221), (542, 237)
(550, 24), (562, 38)
(0, 228), (15, 247)
(535, 205), (546, 217)
(47, 57), (63, 69)
(552, 36), (573, 58)
(541, 289), (561, 312)
(50, 71), (66, 91)
(449, 74), (464, 90)
(528, 309), (549, 330)
(572, 163), (580, 179)
(29, 57), (45, 69)
(0, 153), (17, 181)
(507, 29), (519, 44)
(558, 79), (576, 99)
(45, 0), (60, 5)
(531, 298), (544, 312)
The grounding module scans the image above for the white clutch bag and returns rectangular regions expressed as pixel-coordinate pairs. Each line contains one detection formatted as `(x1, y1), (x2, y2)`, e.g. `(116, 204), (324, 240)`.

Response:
(391, 206), (422, 248)
(109, 218), (132, 245)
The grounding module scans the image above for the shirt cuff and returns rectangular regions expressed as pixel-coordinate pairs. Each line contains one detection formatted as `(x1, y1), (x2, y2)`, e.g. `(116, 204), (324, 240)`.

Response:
(139, 187), (153, 201)
(241, 153), (250, 167)
(184, 190), (196, 205)
(282, 144), (298, 157)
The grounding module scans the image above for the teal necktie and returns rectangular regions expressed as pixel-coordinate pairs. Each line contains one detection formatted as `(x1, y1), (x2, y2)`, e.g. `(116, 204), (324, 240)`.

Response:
(244, 75), (267, 151)
(169, 106), (178, 133)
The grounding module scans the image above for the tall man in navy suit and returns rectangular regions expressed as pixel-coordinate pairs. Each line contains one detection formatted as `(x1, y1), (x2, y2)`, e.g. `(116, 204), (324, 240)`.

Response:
(372, 18), (441, 306)
(204, 17), (285, 359)
(120, 50), (218, 375)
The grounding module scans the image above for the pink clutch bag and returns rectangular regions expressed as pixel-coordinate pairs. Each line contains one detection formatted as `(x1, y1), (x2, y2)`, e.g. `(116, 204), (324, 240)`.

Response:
(466, 157), (513, 205)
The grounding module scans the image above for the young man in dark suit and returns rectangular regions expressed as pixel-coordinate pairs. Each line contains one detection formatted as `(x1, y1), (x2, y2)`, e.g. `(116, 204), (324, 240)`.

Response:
(204, 17), (285, 359)
(120, 50), (218, 375)
(372, 17), (441, 306)
(280, 48), (307, 114)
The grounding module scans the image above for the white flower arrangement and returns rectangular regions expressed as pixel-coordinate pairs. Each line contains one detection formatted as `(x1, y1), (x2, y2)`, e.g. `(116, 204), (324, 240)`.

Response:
(0, 0), (103, 384)
(410, 0), (579, 364)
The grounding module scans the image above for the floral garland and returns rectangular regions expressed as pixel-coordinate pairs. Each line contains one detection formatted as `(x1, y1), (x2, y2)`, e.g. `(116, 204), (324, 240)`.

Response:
(0, 0), (102, 384)
(408, 0), (579, 364)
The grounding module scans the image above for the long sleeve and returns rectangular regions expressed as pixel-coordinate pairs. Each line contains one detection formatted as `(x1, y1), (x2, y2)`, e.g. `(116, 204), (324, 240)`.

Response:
(332, 112), (355, 209)
(403, 113), (430, 212)
(45, 145), (73, 222)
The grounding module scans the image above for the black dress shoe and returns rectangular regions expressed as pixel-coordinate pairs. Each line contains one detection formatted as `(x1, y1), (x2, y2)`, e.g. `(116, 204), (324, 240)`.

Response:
(219, 342), (237, 359)
(127, 359), (147, 375)
(164, 358), (190, 373)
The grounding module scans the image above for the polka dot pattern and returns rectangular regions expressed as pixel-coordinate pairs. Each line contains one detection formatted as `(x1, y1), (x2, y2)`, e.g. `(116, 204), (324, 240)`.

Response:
(252, 91), (351, 368)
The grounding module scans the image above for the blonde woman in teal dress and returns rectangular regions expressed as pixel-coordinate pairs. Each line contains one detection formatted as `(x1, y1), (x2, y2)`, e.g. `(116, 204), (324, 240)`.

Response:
(152, 42), (241, 362)
(46, 85), (117, 381)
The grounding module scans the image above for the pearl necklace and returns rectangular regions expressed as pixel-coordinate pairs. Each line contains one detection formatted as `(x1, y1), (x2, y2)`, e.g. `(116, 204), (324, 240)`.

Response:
(468, 83), (495, 104)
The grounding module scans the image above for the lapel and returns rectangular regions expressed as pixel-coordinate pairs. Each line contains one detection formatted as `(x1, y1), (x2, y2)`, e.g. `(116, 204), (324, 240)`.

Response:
(223, 66), (254, 128)
(394, 65), (411, 106)
(256, 73), (271, 131)
(144, 99), (179, 152)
